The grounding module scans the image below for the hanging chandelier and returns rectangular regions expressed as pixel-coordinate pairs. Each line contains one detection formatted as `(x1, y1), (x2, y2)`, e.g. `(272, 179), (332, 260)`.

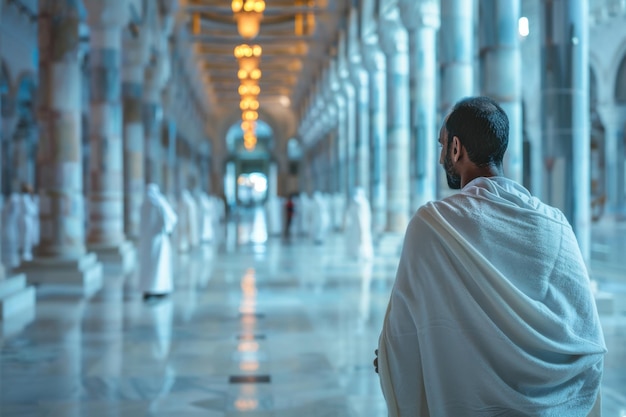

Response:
(234, 44), (262, 72)
(231, 0), (266, 39)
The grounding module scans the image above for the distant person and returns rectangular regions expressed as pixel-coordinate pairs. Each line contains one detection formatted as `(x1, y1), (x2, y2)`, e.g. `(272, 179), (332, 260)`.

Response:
(18, 183), (38, 261)
(284, 194), (295, 239)
(375, 97), (606, 416)
(310, 191), (331, 245)
(139, 184), (178, 300)
(345, 187), (373, 260)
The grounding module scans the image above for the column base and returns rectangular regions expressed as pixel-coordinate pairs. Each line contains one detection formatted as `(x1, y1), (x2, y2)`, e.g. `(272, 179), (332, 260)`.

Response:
(375, 232), (404, 257)
(89, 241), (136, 275)
(17, 253), (103, 298)
(1, 273), (36, 337)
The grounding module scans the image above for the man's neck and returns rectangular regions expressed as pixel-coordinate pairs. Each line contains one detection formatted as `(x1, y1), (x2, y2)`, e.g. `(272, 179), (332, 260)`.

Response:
(461, 164), (503, 188)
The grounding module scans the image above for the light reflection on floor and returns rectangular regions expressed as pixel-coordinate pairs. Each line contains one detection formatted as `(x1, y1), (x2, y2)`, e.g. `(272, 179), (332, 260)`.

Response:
(0, 207), (624, 416)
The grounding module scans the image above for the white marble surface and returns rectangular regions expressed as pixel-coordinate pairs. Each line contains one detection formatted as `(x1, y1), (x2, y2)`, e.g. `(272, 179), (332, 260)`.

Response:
(0, 207), (624, 416)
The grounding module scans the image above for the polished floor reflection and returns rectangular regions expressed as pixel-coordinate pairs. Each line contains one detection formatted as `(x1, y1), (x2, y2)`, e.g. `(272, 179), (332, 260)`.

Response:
(1, 207), (625, 416)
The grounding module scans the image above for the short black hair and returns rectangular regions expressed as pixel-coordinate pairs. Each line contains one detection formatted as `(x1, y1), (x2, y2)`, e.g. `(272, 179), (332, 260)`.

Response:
(445, 96), (509, 168)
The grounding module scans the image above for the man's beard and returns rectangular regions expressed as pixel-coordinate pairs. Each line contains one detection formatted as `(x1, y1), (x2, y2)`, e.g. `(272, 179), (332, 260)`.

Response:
(444, 150), (461, 190)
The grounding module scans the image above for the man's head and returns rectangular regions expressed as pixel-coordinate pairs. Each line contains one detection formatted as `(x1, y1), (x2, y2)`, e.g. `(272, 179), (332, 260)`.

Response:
(439, 96), (509, 189)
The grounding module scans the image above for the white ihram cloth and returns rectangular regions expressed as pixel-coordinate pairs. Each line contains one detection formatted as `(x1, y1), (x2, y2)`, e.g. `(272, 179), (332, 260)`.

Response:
(345, 188), (374, 260)
(139, 184), (178, 295)
(310, 192), (331, 243)
(182, 190), (200, 248)
(378, 177), (606, 417)
(197, 191), (215, 243)
(18, 193), (38, 261)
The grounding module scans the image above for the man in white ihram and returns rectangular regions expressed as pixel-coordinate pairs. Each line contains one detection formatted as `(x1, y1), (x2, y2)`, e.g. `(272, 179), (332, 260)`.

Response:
(375, 97), (606, 416)
(345, 187), (374, 260)
(139, 184), (178, 300)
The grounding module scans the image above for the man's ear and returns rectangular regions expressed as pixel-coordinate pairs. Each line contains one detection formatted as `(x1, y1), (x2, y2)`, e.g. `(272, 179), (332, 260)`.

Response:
(452, 136), (462, 162)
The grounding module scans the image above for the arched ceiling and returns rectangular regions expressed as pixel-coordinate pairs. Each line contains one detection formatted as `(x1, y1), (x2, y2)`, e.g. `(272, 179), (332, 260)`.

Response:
(180, 0), (350, 141)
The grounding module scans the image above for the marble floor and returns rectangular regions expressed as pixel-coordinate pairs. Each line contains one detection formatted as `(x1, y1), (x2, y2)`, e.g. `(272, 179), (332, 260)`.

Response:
(0, 207), (625, 417)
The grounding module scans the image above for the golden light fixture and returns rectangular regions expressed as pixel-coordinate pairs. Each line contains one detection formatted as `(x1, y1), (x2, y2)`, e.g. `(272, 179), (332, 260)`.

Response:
(234, 44), (262, 72)
(233, 1), (265, 148)
(240, 97), (260, 110)
(241, 121), (256, 131)
(237, 68), (262, 80)
(232, 0), (266, 39)
(234, 44), (262, 58)
(242, 110), (258, 121)
(238, 82), (260, 96)
(192, 13), (201, 35)
(250, 68), (261, 80)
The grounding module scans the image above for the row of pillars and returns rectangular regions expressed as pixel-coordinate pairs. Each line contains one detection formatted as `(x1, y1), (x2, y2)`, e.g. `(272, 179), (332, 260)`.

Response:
(0, 0), (208, 288)
(299, 0), (595, 260)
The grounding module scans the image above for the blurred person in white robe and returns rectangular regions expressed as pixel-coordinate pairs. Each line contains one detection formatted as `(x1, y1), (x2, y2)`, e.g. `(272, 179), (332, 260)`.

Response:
(139, 184), (178, 300)
(375, 97), (606, 417)
(1, 193), (22, 269)
(171, 193), (189, 252)
(299, 193), (315, 237)
(265, 194), (283, 237)
(182, 190), (200, 249)
(310, 191), (331, 245)
(18, 184), (38, 261)
(344, 187), (374, 260)
(32, 194), (40, 245)
(211, 195), (226, 245)
(196, 191), (215, 243)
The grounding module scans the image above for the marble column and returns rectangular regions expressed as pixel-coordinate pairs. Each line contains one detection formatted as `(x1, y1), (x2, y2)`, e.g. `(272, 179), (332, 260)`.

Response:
(439, 0), (474, 198)
(269, 162), (277, 197)
(13, 122), (36, 190)
(540, 0), (591, 260)
(329, 61), (347, 198)
(0, 0), (5, 280)
(338, 32), (357, 197)
(349, 8), (370, 196)
(143, 56), (167, 188)
(480, 0), (523, 184)
(352, 66), (370, 194)
(84, 0), (135, 274)
(19, 0), (102, 294)
(379, 9), (411, 233)
(162, 119), (177, 196)
(598, 105), (626, 217)
(362, 37), (387, 237)
(400, 0), (440, 212)
(122, 25), (151, 241)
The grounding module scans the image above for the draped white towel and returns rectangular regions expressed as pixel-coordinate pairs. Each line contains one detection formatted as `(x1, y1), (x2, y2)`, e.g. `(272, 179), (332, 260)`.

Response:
(378, 176), (607, 417)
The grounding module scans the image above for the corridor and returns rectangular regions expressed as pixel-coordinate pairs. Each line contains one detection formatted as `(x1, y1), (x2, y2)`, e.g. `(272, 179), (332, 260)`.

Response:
(1, 207), (625, 417)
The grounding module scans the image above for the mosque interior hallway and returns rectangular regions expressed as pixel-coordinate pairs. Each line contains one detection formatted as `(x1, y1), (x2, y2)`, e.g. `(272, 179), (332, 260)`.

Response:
(0, 206), (625, 417)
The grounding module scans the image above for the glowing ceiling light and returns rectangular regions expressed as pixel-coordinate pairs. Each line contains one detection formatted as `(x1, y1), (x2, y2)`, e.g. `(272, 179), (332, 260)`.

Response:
(232, 1), (266, 39)
(239, 82), (260, 96)
(241, 120), (256, 131)
(242, 110), (258, 121)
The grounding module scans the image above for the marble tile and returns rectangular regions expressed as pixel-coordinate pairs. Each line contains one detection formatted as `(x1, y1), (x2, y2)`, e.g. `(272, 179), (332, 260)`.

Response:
(0, 209), (624, 417)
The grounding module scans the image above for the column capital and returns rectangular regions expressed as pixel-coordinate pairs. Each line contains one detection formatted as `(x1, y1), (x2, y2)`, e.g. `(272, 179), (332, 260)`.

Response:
(123, 25), (152, 68)
(361, 37), (386, 73)
(378, 9), (409, 56)
(596, 103), (616, 126)
(84, 0), (129, 28)
(398, 0), (440, 31)
(145, 52), (171, 97)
